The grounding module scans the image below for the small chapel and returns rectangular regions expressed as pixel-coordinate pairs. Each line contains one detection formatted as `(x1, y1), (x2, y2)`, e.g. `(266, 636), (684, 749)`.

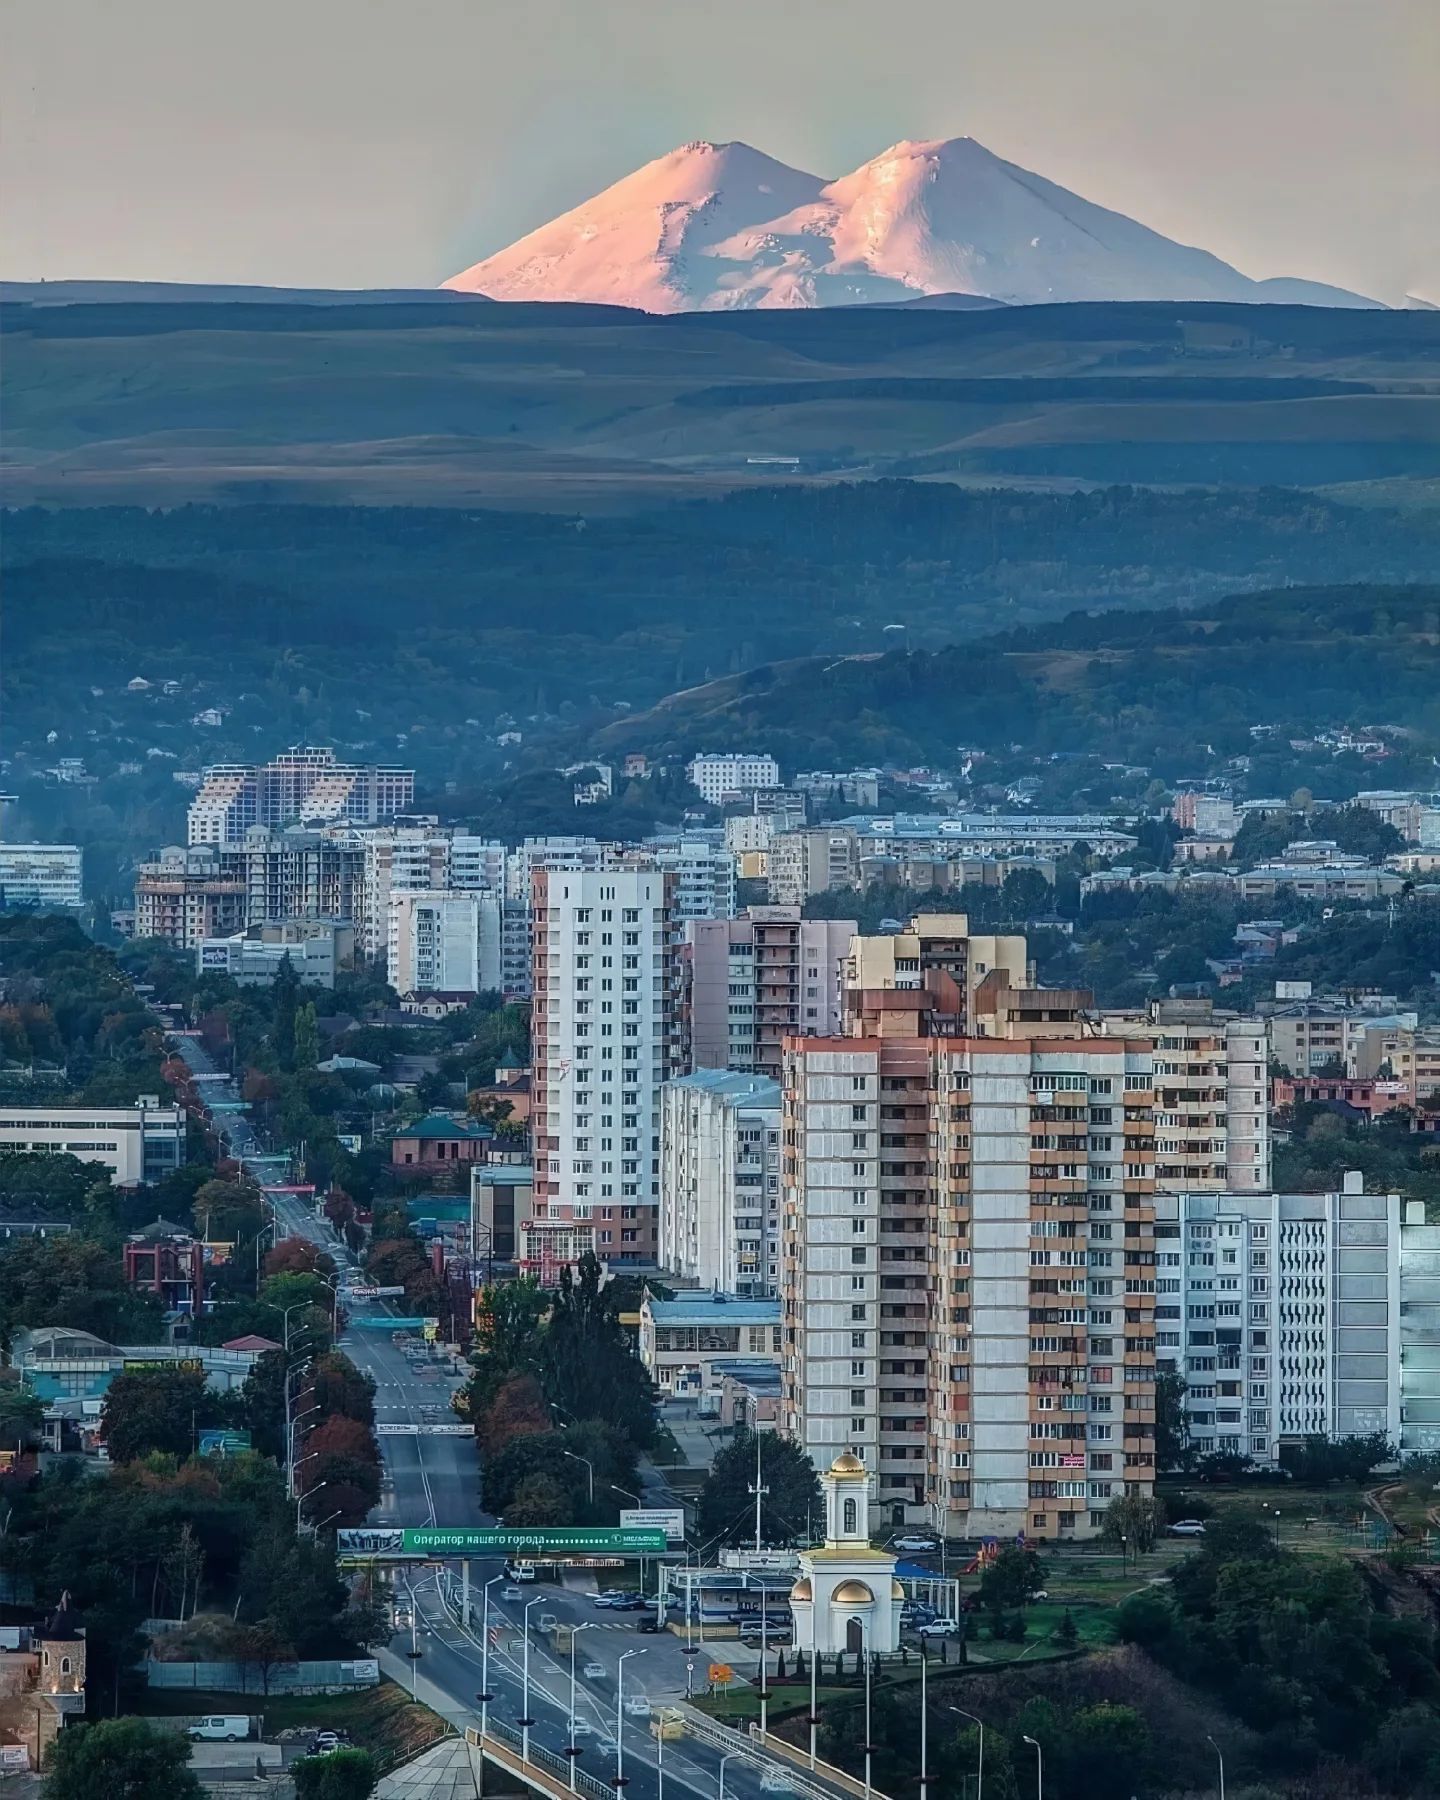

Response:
(788, 1451), (902, 1654)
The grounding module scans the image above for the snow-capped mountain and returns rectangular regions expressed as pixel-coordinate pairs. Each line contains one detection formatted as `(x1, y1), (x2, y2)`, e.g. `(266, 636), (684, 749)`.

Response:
(444, 136), (1377, 311)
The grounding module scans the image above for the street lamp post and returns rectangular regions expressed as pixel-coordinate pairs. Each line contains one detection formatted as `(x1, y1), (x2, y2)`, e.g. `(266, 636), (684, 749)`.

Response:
(563, 1449), (595, 1505)
(477, 1575), (504, 1741)
(949, 1705), (985, 1800)
(616, 1647), (645, 1789)
(862, 1619), (874, 1800)
(568, 1622), (595, 1791)
(1272, 1507), (1282, 1548)
(918, 1648), (929, 1800)
(520, 1595), (544, 1765)
(808, 1601), (819, 1771)
(1119, 1532), (1128, 1574)
(718, 1751), (741, 1800)
(1207, 1734), (1226, 1800)
(1022, 1734), (1043, 1800)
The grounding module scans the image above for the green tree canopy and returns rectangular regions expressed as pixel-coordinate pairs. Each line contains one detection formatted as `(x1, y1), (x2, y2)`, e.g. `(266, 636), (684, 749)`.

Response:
(293, 1748), (378, 1800)
(697, 1429), (821, 1548)
(43, 1717), (203, 1800)
(100, 1368), (229, 1463)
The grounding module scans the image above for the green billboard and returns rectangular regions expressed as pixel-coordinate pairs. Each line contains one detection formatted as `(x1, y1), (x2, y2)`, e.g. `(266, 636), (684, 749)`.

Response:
(335, 1526), (666, 1558)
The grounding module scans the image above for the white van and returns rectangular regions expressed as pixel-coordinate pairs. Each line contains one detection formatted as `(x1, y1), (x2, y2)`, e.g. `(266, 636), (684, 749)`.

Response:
(188, 1716), (250, 1742)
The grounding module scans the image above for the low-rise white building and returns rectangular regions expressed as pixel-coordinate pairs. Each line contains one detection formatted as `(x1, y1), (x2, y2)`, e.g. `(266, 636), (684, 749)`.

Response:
(687, 754), (781, 806)
(0, 1099), (186, 1187)
(0, 845), (83, 910)
(638, 1291), (782, 1400)
(660, 1070), (782, 1295)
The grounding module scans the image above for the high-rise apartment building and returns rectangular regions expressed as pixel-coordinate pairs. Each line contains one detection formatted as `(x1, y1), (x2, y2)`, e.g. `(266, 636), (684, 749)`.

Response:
(1100, 1000), (1270, 1193)
(782, 1023), (1157, 1541)
(659, 1070), (782, 1295)
(1154, 1177), (1403, 1465)
(240, 827), (365, 927)
(351, 826), (506, 971)
(686, 908), (856, 1079)
(767, 829), (862, 906)
(783, 931), (1157, 1542)
(628, 837), (736, 923)
(687, 753), (781, 806)
(388, 890), (502, 997)
(527, 868), (680, 1276)
(843, 913), (1029, 1034)
(187, 748), (414, 846)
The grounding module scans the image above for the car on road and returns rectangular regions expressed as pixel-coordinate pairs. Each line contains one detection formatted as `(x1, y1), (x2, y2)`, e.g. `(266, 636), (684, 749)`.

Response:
(623, 1694), (651, 1717)
(915, 1617), (960, 1638)
(761, 1770), (796, 1793)
(596, 1734), (619, 1757)
(741, 1623), (793, 1648)
(1169, 1520), (1207, 1537)
(501, 1586), (523, 1602)
(567, 1718), (594, 1737)
(610, 1594), (648, 1610)
(188, 1716), (249, 1742)
(636, 1618), (661, 1634)
(583, 1661), (607, 1680)
(892, 1534), (940, 1552)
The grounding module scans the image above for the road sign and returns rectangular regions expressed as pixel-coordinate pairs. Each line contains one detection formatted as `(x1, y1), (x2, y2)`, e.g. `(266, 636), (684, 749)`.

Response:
(199, 1428), (252, 1456)
(336, 1526), (668, 1559)
(354, 1317), (431, 1330)
(708, 1664), (733, 1686)
(344, 1285), (405, 1300)
(375, 1423), (471, 1437)
(620, 1507), (686, 1543)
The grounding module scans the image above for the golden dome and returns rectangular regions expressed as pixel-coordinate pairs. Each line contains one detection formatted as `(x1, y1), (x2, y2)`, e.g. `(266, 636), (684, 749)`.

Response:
(829, 1450), (866, 1476)
(790, 1578), (813, 1601)
(891, 1580), (906, 1600)
(832, 1580), (875, 1605)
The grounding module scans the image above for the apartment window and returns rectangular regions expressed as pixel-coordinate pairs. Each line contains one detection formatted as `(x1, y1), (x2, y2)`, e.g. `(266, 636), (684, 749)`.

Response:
(850, 1389), (866, 1406)
(851, 1247), (867, 1264)
(850, 1360), (867, 1377)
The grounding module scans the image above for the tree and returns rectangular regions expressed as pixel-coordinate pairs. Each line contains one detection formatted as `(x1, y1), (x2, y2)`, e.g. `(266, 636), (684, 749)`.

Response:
(302, 1414), (382, 1511)
(1103, 1491), (1166, 1555)
(100, 1368), (223, 1463)
(191, 1177), (264, 1245)
(0, 1382), (47, 1452)
(1279, 1431), (1395, 1486)
(263, 1238), (335, 1280)
(979, 1547), (1048, 1613)
(293, 1002), (320, 1071)
(0, 1151), (115, 1225)
(697, 1429), (822, 1547)
(271, 956), (300, 1071)
(308, 1352), (376, 1426)
(43, 1717), (204, 1800)
(477, 1373), (552, 1456)
(1055, 1609), (1078, 1649)
(293, 1749), (377, 1800)
(234, 1621), (297, 1695)
(543, 1254), (655, 1448)
(0, 1235), (164, 1346)
(1155, 1368), (1193, 1473)
(507, 1473), (573, 1526)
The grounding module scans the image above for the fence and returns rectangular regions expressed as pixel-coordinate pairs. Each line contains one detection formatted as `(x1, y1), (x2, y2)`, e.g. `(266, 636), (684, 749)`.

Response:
(146, 1658), (380, 1694)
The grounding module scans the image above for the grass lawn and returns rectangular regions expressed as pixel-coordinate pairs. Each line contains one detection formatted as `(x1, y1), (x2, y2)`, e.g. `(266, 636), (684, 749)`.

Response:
(135, 1678), (447, 1769)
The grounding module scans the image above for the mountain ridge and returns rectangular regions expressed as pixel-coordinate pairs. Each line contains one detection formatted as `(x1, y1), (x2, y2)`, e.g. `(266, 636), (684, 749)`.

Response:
(445, 134), (1380, 312)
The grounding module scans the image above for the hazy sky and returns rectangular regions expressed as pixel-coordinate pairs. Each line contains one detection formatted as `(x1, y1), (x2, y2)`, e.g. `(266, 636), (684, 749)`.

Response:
(5, 0), (1437, 302)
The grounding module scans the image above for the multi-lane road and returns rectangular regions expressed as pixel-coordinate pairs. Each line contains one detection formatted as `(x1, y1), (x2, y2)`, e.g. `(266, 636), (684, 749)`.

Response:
(169, 1029), (823, 1800)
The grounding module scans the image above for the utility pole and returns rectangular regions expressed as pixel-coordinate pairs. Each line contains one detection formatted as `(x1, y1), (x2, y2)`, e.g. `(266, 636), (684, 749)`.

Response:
(749, 1430), (768, 1552)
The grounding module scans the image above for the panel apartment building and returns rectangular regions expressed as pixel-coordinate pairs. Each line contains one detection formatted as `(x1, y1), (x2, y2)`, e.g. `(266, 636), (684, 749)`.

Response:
(527, 867), (681, 1277)
(1154, 1177), (1404, 1466)
(1100, 1000), (1270, 1194)
(659, 1070), (782, 1296)
(686, 908), (856, 1079)
(782, 941), (1158, 1543)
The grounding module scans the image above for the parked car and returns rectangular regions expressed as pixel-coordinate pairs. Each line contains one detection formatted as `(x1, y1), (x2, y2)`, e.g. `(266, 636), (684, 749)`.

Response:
(611, 1595), (648, 1610)
(1169, 1520), (1207, 1537)
(583, 1661), (607, 1680)
(916, 1617), (960, 1638)
(311, 1732), (347, 1753)
(1029, 1590), (1050, 1603)
(741, 1622), (793, 1648)
(892, 1535), (940, 1553)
